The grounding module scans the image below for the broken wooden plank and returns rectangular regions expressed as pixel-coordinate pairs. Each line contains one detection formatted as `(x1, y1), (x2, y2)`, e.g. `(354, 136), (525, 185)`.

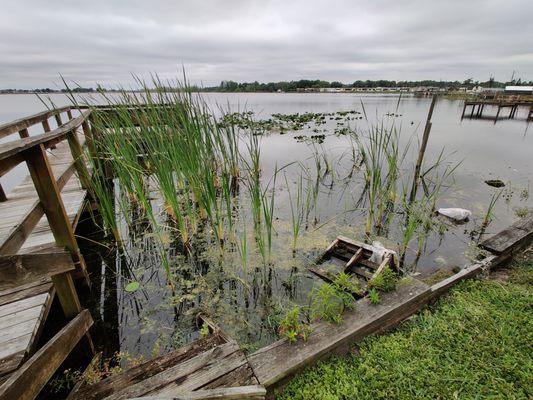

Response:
(0, 309), (93, 400)
(130, 385), (267, 400)
(247, 279), (430, 389)
(104, 342), (244, 399)
(69, 334), (227, 400)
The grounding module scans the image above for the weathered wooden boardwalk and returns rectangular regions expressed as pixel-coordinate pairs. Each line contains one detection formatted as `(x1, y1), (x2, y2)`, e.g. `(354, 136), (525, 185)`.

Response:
(0, 107), (95, 399)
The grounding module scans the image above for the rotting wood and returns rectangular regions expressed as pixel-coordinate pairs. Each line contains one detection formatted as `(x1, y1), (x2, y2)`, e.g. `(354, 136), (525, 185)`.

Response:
(101, 341), (246, 399)
(0, 250), (73, 290)
(69, 334), (226, 400)
(480, 215), (533, 255)
(130, 385), (267, 400)
(0, 309), (93, 400)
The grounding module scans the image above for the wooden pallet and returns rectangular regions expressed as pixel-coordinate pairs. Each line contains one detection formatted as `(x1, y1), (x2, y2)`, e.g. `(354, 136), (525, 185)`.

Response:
(309, 236), (398, 294)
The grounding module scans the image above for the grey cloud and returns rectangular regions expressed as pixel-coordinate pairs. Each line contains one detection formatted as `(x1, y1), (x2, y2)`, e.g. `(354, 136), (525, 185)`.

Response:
(1, 0), (532, 88)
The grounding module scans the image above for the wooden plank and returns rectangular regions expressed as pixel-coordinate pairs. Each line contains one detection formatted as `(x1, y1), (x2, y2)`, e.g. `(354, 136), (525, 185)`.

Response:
(248, 279), (430, 389)
(0, 352), (25, 377)
(148, 344), (250, 397)
(0, 334), (31, 360)
(429, 255), (497, 300)
(345, 248), (363, 269)
(0, 251), (74, 290)
(0, 304), (42, 329)
(0, 309), (93, 400)
(69, 334), (226, 400)
(104, 342), (244, 399)
(0, 319), (37, 343)
(131, 385), (267, 400)
(480, 215), (533, 255)
(0, 293), (48, 318)
(0, 280), (51, 306)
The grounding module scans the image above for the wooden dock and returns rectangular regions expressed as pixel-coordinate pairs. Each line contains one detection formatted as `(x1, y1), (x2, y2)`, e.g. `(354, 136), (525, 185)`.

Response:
(0, 107), (95, 398)
(461, 99), (533, 120)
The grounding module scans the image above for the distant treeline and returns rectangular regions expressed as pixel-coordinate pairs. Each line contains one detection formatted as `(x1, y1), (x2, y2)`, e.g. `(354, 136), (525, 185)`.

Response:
(2, 78), (532, 94)
(204, 78), (532, 92)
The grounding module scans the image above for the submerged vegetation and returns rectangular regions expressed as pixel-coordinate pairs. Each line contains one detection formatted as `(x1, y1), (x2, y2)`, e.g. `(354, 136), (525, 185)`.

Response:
(66, 76), (517, 354)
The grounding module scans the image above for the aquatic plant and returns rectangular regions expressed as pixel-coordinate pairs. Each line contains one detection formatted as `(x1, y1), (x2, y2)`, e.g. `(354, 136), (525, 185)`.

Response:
(368, 288), (380, 304)
(278, 306), (311, 343)
(367, 266), (397, 293)
(310, 282), (354, 324)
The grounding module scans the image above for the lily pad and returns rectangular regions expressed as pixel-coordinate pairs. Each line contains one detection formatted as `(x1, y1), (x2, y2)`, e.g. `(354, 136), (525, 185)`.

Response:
(125, 281), (140, 292)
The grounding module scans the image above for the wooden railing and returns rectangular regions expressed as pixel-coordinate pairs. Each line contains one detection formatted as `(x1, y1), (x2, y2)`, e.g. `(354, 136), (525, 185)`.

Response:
(0, 106), (73, 200)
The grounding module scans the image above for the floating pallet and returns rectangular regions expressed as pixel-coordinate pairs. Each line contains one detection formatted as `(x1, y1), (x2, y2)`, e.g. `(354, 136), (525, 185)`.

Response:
(309, 235), (398, 294)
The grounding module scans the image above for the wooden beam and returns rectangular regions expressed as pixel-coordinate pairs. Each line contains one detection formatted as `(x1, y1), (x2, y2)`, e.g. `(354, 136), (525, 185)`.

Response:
(0, 310), (93, 400)
(51, 272), (82, 318)
(0, 250), (74, 291)
(130, 386), (267, 400)
(480, 215), (533, 255)
(66, 131), (92, 192)
(22, 144), (88, 283)
(0, 163), (76, 254)
(247, 279), (430, 389)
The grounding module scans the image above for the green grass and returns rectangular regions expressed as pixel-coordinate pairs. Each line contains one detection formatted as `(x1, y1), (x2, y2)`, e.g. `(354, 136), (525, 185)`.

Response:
(278, 259), (533, 399)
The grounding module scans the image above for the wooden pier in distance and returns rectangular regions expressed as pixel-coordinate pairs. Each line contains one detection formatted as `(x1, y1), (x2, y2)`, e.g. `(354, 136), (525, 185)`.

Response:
(461, 99), (533, 121)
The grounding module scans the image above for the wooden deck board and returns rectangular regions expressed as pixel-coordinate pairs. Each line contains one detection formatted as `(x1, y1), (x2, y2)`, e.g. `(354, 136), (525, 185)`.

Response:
(0, 285), (54, 377)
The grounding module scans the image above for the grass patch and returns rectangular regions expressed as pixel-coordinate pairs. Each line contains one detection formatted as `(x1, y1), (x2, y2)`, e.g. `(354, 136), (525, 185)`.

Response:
(278, 259), (533, 399)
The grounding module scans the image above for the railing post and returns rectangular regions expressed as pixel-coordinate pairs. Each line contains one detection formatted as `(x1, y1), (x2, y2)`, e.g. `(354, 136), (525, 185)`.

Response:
(67, 109), (73, 120)
(19, 128), (30, 138)
(42, 119), (51, 132)
(54, 112), (63, 126)
(67, 129), (94, 199)
(0, 185), (6, 202)
(23, 144), (90, 286)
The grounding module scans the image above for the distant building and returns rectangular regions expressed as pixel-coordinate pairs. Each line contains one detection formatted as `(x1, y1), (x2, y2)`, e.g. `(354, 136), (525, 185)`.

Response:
(505, 86), (533, 95)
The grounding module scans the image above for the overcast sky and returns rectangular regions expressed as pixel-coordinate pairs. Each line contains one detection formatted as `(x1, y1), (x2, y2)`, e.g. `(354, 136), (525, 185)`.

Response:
(1, 0), (532, 88)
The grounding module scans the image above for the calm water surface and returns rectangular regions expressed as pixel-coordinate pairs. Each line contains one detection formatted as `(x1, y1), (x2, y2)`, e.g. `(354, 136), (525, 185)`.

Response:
(1, 93), (531, 358)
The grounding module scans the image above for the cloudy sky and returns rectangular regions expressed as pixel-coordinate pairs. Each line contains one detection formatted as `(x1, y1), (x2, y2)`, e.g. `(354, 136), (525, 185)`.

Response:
(1, 0), (532, 88)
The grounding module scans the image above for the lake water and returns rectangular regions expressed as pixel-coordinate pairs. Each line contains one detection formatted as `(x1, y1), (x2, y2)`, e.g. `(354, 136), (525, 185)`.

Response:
(1, 92), (532, 359)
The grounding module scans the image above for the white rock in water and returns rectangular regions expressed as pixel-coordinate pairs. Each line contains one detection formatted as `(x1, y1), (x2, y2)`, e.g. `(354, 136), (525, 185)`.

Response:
(437, 208), (472, 221)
